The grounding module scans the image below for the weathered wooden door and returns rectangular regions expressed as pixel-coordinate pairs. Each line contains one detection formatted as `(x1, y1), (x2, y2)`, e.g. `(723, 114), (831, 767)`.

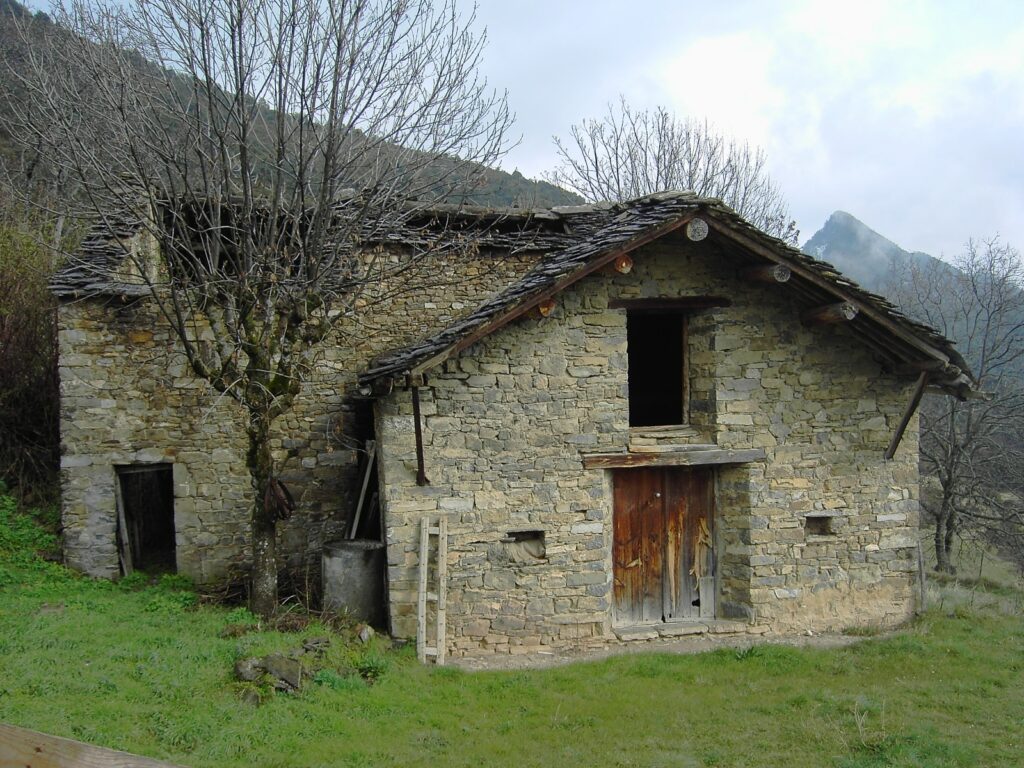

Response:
(612, 468), (713, 625)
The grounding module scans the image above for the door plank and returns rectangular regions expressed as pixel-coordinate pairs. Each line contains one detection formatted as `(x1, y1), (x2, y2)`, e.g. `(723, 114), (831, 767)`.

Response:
(638, 469), (664, 623)
(612, 470), (644, 626)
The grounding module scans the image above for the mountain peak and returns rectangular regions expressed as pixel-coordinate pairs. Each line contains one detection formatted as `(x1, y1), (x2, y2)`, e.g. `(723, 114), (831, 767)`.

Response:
(802, 210), (933, 290)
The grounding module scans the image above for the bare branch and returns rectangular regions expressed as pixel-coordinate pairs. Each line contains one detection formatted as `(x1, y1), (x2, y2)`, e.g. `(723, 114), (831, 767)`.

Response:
(546, 97), (798, 245)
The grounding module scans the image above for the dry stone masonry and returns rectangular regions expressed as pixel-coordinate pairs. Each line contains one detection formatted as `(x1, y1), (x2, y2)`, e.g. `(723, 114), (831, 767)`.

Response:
(375, 240), (921, 655)
(55, 193), (966, 660)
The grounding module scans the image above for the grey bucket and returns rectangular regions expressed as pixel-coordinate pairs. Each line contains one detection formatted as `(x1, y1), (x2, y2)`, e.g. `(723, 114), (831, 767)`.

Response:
(322, 539), (386, 628)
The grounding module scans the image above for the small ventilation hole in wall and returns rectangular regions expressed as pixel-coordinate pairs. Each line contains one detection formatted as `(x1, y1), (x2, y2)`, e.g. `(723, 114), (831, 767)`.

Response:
(804, 515), (834, 536)
(502, 530), (546, 563)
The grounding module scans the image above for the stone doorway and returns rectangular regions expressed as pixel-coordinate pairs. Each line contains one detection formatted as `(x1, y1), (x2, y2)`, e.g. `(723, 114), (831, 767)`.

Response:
(612, 467), (714, 625)
(115, 464), (176, 574)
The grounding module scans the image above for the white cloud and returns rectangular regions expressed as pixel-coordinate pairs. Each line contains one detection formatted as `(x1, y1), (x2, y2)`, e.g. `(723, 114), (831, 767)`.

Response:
(477, 0), (1024, 255)
(654, 33), (783, 147)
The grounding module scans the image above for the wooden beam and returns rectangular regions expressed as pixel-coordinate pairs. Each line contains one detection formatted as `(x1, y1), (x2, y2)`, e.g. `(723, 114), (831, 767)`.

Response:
(892, 359), (947, 375)
(411, 386), (429, 486)
(0, 723), (185, 768)
(686, 217), (709, 241)
(742, 264), (791, 283)
(703, 216), (954, 366)
(409, 212), (698, 375)
(608, 254), (633, 274)
(885, 371), (929, 460)
(581, 448), (766, 469)
(537, 298), (557, 317)
(802, 301), (859, 325)
(607, 296), (731, 312)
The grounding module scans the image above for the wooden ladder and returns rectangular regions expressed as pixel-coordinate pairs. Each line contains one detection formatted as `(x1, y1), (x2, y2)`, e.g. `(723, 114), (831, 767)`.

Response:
(416, 516), (448, 664)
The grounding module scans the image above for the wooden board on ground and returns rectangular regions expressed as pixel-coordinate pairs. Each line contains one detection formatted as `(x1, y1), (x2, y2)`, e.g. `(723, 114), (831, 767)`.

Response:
(0, 723), (185, 768)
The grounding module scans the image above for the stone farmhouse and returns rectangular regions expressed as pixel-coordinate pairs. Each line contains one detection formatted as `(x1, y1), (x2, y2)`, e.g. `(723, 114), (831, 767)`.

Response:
(52, 192), (974, 658)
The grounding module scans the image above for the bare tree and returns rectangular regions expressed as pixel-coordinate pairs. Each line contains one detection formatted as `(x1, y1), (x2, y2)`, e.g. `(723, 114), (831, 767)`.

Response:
(547, 97), (798, 244)
(5, 0), (511, 615)
(886, 239), (1024, 573)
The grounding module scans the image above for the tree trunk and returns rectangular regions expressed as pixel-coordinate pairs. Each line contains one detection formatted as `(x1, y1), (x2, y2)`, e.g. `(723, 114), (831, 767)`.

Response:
(934, 502), (957, 574)
(247, 413), (278, 617)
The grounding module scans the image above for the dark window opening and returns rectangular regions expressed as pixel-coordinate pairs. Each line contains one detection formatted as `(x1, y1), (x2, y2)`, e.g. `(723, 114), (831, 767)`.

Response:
(116, 464), (176, 574)
(627, 313), (687, 427)
(346, 400), (383, 542)
(805, 515), (835, 536)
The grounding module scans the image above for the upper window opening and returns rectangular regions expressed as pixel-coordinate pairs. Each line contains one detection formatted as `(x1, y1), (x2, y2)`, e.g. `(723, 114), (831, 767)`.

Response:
(627, 313), (687, 427)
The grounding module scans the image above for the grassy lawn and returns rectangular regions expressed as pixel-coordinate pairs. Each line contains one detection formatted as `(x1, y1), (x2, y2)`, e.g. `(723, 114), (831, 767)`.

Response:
(2, 491), (1023, 768)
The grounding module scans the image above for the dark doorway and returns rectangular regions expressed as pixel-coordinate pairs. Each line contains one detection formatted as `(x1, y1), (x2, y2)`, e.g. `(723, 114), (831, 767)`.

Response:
(627, 313), (686, 426)
(612, 467), (714, 624)
(116, 464), (176, 574)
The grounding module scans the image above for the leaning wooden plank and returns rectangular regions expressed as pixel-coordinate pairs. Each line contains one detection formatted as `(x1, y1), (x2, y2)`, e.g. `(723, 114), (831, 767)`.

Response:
(113, 479), (133, 576)
(347, 440), (377, 539)
(436, 517), (448, 666)
(0, 723), (185, 768)
(416, 517), (430, 664)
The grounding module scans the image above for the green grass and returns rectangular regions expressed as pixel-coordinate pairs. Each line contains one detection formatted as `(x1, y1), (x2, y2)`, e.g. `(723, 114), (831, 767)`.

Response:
(2, 491), (1023, 768)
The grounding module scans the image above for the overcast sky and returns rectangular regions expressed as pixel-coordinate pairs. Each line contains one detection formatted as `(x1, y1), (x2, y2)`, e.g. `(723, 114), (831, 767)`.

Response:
(473, 0), (1024, 258)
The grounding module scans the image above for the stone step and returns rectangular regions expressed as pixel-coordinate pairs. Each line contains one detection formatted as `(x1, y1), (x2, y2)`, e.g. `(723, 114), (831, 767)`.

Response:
(614, 618), (753, 642)
(613, 626), (661, 641)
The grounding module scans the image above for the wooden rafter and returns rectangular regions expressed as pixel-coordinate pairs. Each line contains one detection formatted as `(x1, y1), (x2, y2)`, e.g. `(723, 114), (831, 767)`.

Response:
(802, 301), (859, 325)
(742, 264), (791, 283)
(703, 215), (954, 365)
(408, 212), (697, 376)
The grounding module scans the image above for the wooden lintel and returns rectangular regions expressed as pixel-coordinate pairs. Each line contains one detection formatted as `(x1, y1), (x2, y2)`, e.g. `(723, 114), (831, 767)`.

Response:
(582, 448), (766, 469)
(802, 301), (859, 325)
(409, 212), (698, 376)
(885, 371), (929, 460)
(742, 264), (791, 283)
(608, 296), (732, 312)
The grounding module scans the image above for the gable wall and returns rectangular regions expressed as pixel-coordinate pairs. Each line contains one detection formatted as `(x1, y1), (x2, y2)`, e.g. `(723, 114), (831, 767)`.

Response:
(58, 244), (540, 583)
(376, 236), (921, 655)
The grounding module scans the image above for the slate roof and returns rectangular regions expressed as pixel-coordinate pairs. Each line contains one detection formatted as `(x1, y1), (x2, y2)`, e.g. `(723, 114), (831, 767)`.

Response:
(358, 192), (975, 397)
(49, 199), (587, 299)
(50, 191), (975, 397)
(50, 209), (150, 299)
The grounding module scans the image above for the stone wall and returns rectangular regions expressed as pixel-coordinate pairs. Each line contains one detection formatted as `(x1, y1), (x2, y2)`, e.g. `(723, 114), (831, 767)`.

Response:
(376, 233), (921, 655)
(58, 243), (539, 583)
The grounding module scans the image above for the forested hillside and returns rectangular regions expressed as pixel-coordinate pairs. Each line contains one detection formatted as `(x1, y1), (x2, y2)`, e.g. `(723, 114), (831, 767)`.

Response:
(0, 0), (580, 210)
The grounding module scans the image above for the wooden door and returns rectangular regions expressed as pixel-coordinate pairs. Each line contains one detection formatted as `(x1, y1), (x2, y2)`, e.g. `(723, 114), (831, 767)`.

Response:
(612, 468), (713, 625)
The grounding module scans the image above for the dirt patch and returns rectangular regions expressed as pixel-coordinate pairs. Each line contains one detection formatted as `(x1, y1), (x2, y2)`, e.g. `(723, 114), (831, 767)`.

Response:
(449, 630), (871, 672)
